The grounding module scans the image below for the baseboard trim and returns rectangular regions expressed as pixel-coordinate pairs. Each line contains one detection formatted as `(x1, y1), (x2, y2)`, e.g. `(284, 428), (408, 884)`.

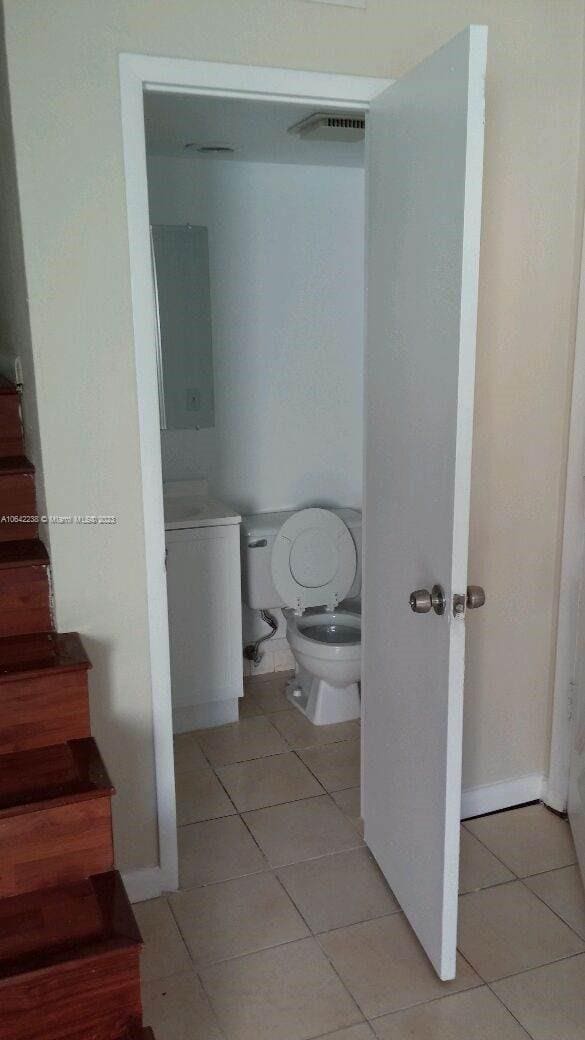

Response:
(122, 865), (166, 903)
(461, 773), (545, 820)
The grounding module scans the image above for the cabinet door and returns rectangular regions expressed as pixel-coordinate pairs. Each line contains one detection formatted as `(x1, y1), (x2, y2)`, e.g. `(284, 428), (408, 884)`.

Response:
(166, 526), (243, 712)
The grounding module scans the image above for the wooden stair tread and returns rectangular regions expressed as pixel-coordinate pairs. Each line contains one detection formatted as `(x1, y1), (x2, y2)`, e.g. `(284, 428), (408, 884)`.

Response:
(0, 737), (114, 818)
(0, 455), (34, 476)
(0, 631), (90, 682)
(0, 870), (141, 981)
(0, 538), (49, 569)
(0, 376), (17, 395)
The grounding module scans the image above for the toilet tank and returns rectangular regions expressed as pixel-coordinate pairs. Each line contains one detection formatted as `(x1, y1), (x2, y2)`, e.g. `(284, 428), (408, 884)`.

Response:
(241, 507), (362, 610)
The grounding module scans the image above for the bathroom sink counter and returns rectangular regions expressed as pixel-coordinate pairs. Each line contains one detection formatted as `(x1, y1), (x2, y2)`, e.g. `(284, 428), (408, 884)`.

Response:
(163, 480), (241, 531)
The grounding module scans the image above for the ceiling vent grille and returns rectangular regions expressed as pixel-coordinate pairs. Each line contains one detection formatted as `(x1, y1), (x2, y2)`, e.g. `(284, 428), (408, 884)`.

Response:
(288, 111), (366, 142)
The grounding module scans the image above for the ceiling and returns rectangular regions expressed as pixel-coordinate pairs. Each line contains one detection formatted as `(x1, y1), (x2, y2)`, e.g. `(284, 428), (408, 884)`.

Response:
(144, 91), (365, 168)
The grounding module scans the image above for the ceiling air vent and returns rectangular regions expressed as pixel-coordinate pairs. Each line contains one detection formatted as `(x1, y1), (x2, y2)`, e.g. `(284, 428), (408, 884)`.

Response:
(288, 111), (365, 143)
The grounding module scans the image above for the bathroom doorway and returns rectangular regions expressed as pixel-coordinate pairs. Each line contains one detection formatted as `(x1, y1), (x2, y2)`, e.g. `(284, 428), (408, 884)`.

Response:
(120, 27), (488, 980)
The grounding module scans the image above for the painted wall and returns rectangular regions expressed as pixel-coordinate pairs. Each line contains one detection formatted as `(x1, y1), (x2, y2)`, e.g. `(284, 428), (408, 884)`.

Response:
(147, 154), (365, 514)
(2, 0), (584, 875)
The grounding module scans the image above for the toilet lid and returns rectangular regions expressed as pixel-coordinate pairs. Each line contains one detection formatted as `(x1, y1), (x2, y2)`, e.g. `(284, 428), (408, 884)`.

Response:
(271, 508), (357, 612)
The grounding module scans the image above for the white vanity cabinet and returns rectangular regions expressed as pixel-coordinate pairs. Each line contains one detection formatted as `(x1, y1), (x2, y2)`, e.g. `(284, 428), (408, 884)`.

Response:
(165, 511), (243, 732)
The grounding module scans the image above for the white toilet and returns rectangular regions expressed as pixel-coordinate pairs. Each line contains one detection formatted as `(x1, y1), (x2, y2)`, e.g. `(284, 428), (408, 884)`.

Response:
(241, 507), (362, 724)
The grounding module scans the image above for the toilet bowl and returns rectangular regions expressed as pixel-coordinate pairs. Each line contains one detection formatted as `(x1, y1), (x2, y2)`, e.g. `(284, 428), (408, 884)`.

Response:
(284, 607), (361, 725)
(241, 505), (362, 725)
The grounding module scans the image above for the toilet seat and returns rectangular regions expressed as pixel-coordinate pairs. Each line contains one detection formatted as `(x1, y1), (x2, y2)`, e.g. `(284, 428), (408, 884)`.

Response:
(271, 507), (357, 613)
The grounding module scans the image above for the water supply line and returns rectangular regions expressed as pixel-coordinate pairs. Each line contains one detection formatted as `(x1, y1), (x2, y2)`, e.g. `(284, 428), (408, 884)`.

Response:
(243, 610), (278, 665)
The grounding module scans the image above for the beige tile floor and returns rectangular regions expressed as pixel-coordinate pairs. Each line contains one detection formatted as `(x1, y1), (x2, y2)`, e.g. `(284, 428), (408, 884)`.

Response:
(138, 671), (585, 1040)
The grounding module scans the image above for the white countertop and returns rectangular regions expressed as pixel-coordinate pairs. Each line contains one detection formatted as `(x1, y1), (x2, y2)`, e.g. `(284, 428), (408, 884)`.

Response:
(163, 480), (241, 530)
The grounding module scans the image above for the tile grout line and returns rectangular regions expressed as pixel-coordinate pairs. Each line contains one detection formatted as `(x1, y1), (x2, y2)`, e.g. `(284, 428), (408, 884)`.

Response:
(484, 946), (585, 986)
(482, 979), (540, 1040)
(460, 819), (522, 880)
(517, 873), (585, 944)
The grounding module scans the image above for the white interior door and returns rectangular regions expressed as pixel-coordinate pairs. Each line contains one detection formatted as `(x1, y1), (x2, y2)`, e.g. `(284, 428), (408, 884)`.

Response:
(362, 25), (487, 981)
(568, 546), (585, 884)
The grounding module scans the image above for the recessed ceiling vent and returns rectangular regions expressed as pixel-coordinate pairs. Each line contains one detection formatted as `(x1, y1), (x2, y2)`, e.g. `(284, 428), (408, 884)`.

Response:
(288, 111), (365, 143)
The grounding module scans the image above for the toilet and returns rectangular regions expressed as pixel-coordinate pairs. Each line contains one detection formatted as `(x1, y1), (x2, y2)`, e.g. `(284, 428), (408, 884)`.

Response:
(241, 506), (362, 724)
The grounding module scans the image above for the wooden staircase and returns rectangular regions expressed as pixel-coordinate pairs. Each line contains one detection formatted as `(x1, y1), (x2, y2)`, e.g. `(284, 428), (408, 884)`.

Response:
(0, 377), (154, 1040)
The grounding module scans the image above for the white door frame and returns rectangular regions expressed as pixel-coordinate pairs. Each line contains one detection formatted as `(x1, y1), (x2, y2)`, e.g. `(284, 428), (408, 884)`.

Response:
(118, 52), (391, 898)
(548, 207), (585, 813)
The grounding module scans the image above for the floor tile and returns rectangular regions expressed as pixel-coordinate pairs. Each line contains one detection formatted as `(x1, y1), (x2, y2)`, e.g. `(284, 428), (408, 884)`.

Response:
(465, 805), (576, 877)
(200, 936), (363, 1040)
(298, 739), (361, 792)
(492, 953), (585, 1040)
(246, 671), (294, 713)
(371, 985), (530, 1039)
(169, 872), (309, 968)
(133, 897), (192, 982)
(278, 847), (398, 932)
(243, 795), (363, 867)
(269, 709), (360, 749)
(142, 971), (225, 1040)
(238, 692), (263, 717)
(174, 731), (210, 773)
(457, 880), (584, 981)
(320, 1027), (376, 1039)
(178, 815), (266, 888)
(216, 752), (323, 812)
(332, 787), (364, 835)
(196, 715), (288, 766)
(459, 827), (515, 894)
(175, 765), (236, 825)
(524, 865), (585, 939)
(319, 914), (479, 1019)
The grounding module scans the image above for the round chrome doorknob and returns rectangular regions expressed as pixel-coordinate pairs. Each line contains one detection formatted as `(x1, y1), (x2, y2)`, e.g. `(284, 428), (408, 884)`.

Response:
(410, 589), (432, 613)
(410, 585), (446, 615)
(466, 585), (486, 609)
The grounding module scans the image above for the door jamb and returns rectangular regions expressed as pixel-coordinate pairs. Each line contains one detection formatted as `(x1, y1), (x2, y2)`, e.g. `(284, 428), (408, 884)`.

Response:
(548, 207), (585, 813)
(118, 52), (390, 896)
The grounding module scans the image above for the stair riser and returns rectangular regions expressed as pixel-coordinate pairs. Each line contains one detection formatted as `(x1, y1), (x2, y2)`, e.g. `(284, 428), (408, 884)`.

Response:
(0, 565), (52, 637)
(0, 474), (37, 541)
(0, 797), (114, 899)
(0, 946), (141, 1040)
(0, 397), (23, 459)
(0, 670), (90, 755)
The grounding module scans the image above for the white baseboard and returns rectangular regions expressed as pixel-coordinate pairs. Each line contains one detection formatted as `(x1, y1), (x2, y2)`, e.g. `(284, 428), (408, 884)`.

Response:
(461, 772), (545, 820)
(122, 865), (168, 903)
(541, 778), (568, 814)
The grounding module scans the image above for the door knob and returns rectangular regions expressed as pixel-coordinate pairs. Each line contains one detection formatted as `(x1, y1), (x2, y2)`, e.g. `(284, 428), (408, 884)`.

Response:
(410, 589), (432, 613)
(409, 585), (445, 615)
(466, 585), (485, 609)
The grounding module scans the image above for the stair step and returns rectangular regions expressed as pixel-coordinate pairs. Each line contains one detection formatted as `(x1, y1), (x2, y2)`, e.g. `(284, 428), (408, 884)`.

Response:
(0, 870), (142, 1040)
(0, 737), (115, 898)
(0, 381), (23, 459)
(0, 539), (48, 568)
(0, 632), (91, 754)
(0, 458), (37, 541)
(0, 540), (52, 638)
(0, 455), (34, 475)
(0, 631), (90, 679)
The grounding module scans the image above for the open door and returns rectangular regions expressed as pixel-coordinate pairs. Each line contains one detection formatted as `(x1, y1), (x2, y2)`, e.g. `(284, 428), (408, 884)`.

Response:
(362, 26), (487, 980)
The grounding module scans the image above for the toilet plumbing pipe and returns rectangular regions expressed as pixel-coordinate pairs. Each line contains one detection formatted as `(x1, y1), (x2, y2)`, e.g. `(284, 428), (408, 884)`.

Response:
(243, 610), (278, 664)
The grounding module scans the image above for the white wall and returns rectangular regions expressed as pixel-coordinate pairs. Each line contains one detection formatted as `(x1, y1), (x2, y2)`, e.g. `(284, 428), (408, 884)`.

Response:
(148, 154), (365, 514)
(2, 0), (584, 874)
